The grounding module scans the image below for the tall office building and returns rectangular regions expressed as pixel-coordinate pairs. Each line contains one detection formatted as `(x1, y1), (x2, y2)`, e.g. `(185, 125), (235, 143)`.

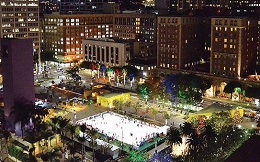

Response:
(43, 13), (113, 62)
(59, 0), (105, 14)
(228, 0), (260, 16)
(1, 39), (35, 126)
(113, 14), (156, 43)
(177, 0), (203, 11)
(157, 16), (203, 70)
(0, 0), (40, 55)
(210, 17), (258, 78)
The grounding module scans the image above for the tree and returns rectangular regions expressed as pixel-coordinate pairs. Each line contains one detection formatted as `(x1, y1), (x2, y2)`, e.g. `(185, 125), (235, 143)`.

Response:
(66, 66), (80, 81)
(106, 67), (113, 82)
(115, 68), (120, 85)
(224, 81), (242, 94)
(78, 124), (87, 161)
(11, 98), (35, 137)
(126, 150), (149, 162)
(186, 130), (203, 161)
(100, 64), (107, 83)
(245, 86), (260, 99)
(201, 125), (216, 147)
(113, 99), (124, 113)
(121, 68), (127, 86)
(169, 73), (211, 106)
(87, 128), (98, 162)
(96, 63), (100, 80)
(57, 117), (70, 147)
(90, 62), (96, 77)
(136, 84), (148, 100)
(129, 73), (134, 88)
(150, 106), (158, 121)
(181, 122), (194, 137)
(232, 109), (242, 124)
(66, 123), (78, 141)
(3, 130), (11, 157)
(133, 101), (142, 114)
(207, 111), (233, 135)
(166, 126), (182, 148)
(79, 60), (91, 69)
(163, 111), (170, 125)
(41, 50), (55, 62)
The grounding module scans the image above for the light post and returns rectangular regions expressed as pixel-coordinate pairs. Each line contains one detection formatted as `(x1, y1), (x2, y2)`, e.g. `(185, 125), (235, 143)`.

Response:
(121, 127), (124, 152)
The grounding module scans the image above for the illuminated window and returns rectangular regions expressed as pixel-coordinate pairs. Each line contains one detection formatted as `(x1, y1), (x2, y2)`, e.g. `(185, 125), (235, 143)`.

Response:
(230, 45), (233, 48)
(224, 39), (227, 42)
(224, 44), (227, 48)
(215, 38), (218, 42)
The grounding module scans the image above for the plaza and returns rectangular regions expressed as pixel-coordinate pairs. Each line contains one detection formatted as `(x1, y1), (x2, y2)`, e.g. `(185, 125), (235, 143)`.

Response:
(76, 111), (169, 150)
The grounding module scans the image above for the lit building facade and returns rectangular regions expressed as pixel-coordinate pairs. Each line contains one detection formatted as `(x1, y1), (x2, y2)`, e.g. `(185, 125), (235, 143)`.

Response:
(82, 38), (130, 67)
(59, 0), (104, 14)
(157, 16), (203, 70)
(228, 0), (260, 15)
(0, 0), (40, 55)
(43, 13), (113, 62)
(113, 14), (156, 43)
(210, 17), (258, 78)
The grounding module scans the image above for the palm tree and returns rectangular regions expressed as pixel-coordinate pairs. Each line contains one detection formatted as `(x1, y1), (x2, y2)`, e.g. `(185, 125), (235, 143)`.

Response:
(3, 130), (11, 157)
(201, 125), (216, 147)
(121, 68), (127, 87)
(186, 130), (203, 161)
(58, 117), (70, 147)
(87, 128), (98, 162)
(106, 67), (113, 83)
(90, 62), (96, 78)
(79, 124), (87, 158)
(115, 68), (120, 86)
(129, 73), (134, 89)
(166, 126), (182, 148)
(66, 123), (78, 141)
(100, 64), (107, 83)
(181, 122), (194, 137)
(96, 63), (100, 81)
(11, 98), (35, 137)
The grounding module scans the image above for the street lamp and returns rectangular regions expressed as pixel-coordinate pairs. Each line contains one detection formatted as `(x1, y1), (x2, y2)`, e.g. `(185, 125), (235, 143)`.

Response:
(121, 127), (124, 152)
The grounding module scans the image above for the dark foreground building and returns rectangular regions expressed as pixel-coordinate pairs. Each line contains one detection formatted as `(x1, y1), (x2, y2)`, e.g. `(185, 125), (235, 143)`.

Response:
(1, 38), (35, 128)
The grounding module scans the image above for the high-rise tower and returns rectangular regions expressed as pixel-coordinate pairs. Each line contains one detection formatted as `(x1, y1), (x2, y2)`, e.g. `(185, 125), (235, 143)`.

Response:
(0, 0), (40, 56)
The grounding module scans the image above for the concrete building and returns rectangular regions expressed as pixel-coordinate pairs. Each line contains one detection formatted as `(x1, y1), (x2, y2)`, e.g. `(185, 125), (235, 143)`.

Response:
(210, 17), (258, 78)
(103, 2), (120, 14)
(1, 38), (35, 122)
(157, 16), (203, 70)
(82, 38), (130, 67)
(113, 14), (156, 43)
(43, 13), (113, 62)
(59, 0), (104, 14)
(0, 0), (40, 56)
(177, 0), (203, 11)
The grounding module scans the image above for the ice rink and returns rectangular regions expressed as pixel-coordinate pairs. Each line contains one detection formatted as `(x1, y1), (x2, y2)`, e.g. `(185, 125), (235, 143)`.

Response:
(76, 112), (169, 149)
